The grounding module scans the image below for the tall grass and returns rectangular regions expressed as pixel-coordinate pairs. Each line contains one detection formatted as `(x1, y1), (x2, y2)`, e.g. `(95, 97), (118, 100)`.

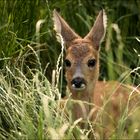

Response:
(0, 43), (140, 139)
(0, 44), (90, 139)
(0, 0), (140, 139)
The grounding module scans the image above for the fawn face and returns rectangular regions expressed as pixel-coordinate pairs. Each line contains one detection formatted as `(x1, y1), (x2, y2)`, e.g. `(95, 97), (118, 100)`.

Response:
(53, 10), (107, 95)
(65, 39), (99, 93)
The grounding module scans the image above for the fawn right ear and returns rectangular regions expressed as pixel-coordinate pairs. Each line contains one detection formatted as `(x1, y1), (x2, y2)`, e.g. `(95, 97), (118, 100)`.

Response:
(53, 10), (80, 47)
(84, 10), (107, 50)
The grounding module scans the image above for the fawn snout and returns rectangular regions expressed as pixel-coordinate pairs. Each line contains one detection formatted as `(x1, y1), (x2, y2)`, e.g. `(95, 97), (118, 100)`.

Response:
(71, 65), (86, 91)
(71, 77), (86, 91)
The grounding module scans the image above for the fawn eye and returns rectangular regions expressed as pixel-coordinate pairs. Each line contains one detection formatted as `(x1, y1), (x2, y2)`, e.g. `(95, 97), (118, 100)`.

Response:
(88, 59), (96, 67)
(65, 59), (71, 67)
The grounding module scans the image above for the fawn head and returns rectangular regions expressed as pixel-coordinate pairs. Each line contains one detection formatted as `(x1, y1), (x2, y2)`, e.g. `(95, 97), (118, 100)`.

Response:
(53, 10), (107, 96)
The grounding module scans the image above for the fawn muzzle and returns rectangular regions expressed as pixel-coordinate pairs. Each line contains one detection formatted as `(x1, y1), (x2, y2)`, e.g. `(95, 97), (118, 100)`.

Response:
(71, 77), (86, 91)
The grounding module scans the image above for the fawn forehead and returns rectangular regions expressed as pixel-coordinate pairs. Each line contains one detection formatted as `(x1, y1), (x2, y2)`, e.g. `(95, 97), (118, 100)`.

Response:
(66, 40), (97, 61)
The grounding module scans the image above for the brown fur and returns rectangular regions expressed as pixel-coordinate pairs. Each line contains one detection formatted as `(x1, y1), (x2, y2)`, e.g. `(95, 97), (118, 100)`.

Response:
(53, 10), (140, 139)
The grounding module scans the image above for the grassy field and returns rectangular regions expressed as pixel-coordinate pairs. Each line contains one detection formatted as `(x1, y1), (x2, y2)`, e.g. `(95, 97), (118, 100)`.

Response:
(0, 0), (140, 139)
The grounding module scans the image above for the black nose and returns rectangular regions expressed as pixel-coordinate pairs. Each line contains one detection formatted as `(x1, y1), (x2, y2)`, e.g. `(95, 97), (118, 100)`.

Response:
(71, 77), (85, 88)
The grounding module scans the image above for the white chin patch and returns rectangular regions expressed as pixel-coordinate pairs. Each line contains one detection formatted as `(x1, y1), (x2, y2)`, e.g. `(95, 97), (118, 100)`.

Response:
(72, 84), (86, 91)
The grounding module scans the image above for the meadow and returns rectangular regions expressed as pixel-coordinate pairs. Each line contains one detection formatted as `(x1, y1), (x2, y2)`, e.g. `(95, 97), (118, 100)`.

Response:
(0, 0), (140, 139)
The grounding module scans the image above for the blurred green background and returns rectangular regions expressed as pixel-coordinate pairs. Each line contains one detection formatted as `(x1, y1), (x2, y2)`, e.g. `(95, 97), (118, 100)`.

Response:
(0, 0), (140, 84)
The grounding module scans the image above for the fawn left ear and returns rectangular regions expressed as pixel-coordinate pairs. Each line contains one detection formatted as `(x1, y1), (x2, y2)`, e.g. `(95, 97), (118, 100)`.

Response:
(53, 9), (80, 47)
(84, 10), (107, 50)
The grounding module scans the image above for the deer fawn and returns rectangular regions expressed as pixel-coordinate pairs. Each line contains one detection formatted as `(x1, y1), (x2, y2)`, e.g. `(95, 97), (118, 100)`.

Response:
(53, 10), (140, 138)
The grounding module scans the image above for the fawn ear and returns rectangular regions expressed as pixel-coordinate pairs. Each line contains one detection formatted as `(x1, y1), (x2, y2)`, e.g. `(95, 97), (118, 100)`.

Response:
(84, 10), (107, 50)
(53, 10), (80, 47)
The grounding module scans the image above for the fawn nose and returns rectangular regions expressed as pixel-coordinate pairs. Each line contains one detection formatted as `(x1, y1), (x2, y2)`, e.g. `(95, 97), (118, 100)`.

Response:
(71, 77), (86, 90)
